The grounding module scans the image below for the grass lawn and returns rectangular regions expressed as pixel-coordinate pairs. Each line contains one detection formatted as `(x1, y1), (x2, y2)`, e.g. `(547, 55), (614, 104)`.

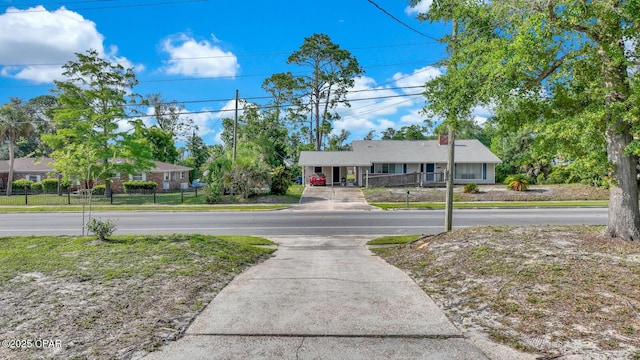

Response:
(0, 234), (275, 359)
(366, 234), (422, 245)
(372, 200), (609, 210)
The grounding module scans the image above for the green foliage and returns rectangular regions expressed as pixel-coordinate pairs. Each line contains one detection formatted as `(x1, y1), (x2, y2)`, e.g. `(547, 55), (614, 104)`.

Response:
(144, 126), (178, 163)
(86, 218), (117, 241)
(270, 165), (292, 195)
(463, 183), (479, 194)
(92, 184), (105, 195)
(505, 174), (529, 192)
(11, 179), (34, 190)
(123, 181), (157, 192)
(43, 50), (154, 197)
(39, 178), (60, 192)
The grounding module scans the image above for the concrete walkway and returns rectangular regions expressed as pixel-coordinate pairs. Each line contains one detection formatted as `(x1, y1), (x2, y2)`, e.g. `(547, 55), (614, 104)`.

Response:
(294, 186), (380, 211)
(144, 236), (492, 359)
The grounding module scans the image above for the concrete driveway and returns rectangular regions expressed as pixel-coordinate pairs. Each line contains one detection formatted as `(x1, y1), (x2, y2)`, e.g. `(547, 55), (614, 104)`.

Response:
(295, 185), (379, 211)
(143, 236), (492, 359)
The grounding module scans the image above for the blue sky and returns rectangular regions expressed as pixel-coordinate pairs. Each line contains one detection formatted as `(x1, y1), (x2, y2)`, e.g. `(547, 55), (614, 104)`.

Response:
(0, 0), (492, 145)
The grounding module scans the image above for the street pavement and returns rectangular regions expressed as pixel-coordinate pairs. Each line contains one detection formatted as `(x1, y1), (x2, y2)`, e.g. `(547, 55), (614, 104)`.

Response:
(143, 188), (537, 359)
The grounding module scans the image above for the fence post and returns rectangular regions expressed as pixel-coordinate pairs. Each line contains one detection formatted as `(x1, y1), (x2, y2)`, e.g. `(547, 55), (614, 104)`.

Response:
(153, 189), (156, 204)
(195, 187), (198, 197)
(181, 188), (184, 203)
(110, 192), (113, 205)
(25, 188), (28, 205)
(67, 188), (71, 205)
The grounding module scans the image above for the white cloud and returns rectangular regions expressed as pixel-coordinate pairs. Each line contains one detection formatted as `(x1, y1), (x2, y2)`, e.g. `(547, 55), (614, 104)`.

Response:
(392, 65), (442, 89)
(161, 34), (239, 78)
(405, 0), (433, 15)
(0, 6), (138, 83)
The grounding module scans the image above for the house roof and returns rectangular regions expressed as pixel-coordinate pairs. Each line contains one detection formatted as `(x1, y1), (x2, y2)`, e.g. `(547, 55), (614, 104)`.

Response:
(0, 157), (192, 174)
(298, 140), (502, 166)
(0, 157), (55, 173)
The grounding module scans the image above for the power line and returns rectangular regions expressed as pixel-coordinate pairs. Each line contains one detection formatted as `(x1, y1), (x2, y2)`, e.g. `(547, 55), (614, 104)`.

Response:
(366, 0), (440, 41)
(3, 92), (425, 124)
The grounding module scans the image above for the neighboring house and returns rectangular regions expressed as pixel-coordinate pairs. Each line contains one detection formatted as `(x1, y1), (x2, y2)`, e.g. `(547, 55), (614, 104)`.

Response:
(298, 137), (502, 187)
(0, 157), (55, 190)
(0, 157), (192, 192)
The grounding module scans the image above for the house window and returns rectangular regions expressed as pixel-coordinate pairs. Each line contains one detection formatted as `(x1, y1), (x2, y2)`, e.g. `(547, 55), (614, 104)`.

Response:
(373, 163), (403, 174)
(164, 172), (170, 181)
(26, 174), (41, 182)
(314, 166), (322, 173)
(130, 173), (146, 181)
(455, 163), (483, 180)
(180, 171), (185, 179)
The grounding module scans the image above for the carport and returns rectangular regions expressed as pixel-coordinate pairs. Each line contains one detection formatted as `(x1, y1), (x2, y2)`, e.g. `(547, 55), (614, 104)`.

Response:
(297, 152), (370, 187)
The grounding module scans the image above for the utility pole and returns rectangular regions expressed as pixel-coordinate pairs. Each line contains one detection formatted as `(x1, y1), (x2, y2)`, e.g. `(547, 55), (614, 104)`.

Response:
(233, 89), (238, 163)
(444, 16), (458, 232)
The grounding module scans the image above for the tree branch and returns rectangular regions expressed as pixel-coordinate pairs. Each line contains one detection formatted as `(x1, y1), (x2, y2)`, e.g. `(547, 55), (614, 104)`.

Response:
(526, 53), (571, 88)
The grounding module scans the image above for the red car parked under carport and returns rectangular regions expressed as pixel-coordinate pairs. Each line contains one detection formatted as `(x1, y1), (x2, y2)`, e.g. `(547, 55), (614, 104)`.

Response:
(309, 173), (326, 186)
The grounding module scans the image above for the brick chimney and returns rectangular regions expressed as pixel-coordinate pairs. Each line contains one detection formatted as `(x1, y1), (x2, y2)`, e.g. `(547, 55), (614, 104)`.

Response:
(438, 134), (448, 145)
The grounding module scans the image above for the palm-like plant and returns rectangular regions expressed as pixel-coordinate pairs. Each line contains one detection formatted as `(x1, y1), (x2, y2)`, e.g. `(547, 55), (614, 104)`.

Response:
(0, 99), (34, 196)
(505, 174), (529, 192)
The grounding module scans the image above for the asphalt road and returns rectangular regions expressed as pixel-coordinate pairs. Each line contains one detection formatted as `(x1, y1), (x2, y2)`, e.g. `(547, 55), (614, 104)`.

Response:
(0, 208), (608, 236)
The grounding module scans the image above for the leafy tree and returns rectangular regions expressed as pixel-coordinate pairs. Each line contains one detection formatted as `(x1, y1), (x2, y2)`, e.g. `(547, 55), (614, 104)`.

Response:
(145, 126), (179, 163)
(412, 1), (640, 240)
(280, 33), (364, 150)
(0, 98), (33, 196)
(184, 131), (209, 180)
(327, 129), (351, 150)
(43, 49), (153, 198)
(363, 129), (376, 140)
(144, 93), (194, 139)
(381, 125), (427, 140)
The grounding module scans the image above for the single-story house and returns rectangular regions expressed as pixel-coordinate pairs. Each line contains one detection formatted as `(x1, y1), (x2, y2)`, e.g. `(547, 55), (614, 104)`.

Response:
(0, 157), (193, 192)
(298, 137), (502, 187)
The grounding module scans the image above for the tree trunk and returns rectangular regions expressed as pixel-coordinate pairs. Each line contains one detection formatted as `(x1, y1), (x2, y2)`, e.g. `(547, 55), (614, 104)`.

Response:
(6, 141), (14, 197)
(603, 126), (640, 240)
(104, 178), (112, 199)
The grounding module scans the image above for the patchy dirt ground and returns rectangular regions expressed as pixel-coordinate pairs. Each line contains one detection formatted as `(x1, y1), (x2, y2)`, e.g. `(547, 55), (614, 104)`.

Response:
(374, 226), (640, 360)
(363, 184), (610, 203)
(0, 235), (273, 360)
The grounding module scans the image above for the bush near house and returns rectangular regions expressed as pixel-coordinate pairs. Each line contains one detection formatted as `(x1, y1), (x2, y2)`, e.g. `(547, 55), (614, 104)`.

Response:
(92, 185), (106, 195)
(123, 181), (157, 193)
(463, 183), (479, 193)
(11, 179), (34, 190)
(505, 174), (529, 191)
(38, 178), (62, 193)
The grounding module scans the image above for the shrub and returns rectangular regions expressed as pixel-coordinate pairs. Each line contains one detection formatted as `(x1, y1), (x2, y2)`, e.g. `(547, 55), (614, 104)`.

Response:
(40, 178), (60, 192)
(463, 183), (479, 193)
(505, 174), (529, 191)
(86, 218), (117, 241)
(92, 184), (106, 195)
(123, 181), (157, 193)
(12, 179), (34, 190)
(270, 165), (292, 196)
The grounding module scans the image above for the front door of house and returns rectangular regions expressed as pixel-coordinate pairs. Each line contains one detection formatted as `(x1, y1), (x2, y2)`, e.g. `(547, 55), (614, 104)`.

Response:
(333, 167), (340, 184)
(425, 163), (435, 182)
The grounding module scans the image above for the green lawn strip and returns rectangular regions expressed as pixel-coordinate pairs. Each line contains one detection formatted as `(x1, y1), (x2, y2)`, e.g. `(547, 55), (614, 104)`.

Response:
(366, 234), (423, 245)
(216, 235), (278, 246)
(0, 204), (289, 212)
(372, 200), (609, 210)
(0, 233), (275, 282)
